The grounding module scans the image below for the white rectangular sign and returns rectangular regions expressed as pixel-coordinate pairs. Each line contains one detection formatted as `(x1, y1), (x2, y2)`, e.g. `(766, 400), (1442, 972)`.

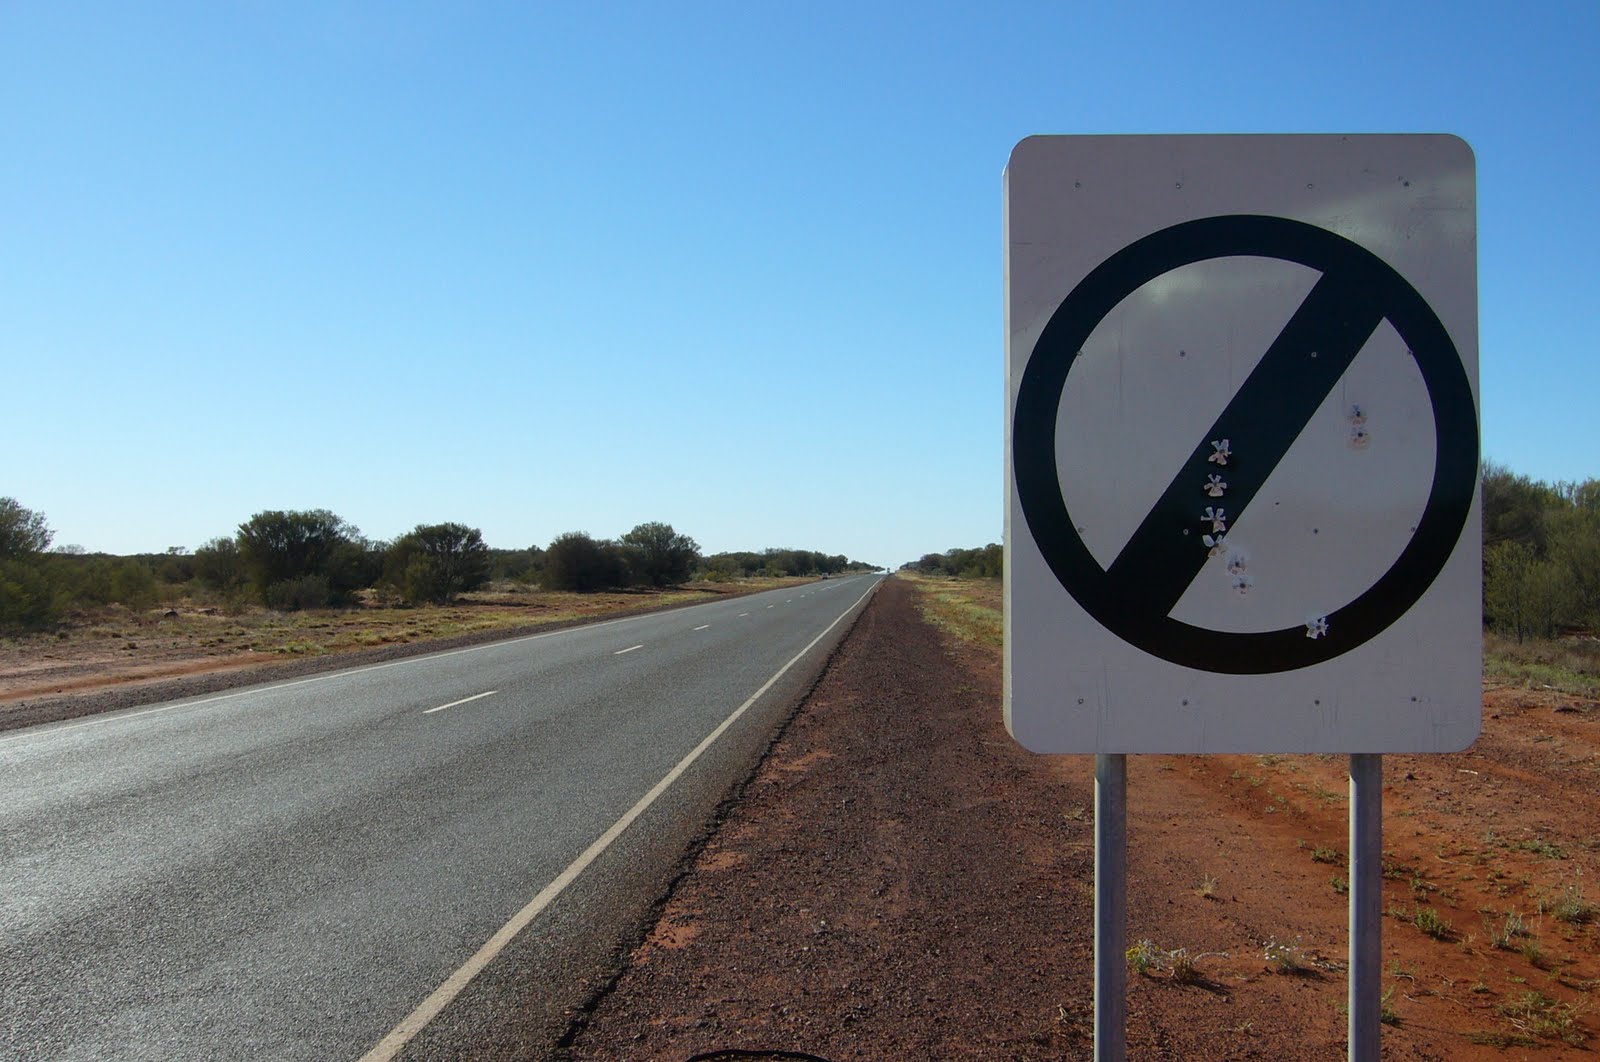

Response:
(1004, 134), (1480, 754)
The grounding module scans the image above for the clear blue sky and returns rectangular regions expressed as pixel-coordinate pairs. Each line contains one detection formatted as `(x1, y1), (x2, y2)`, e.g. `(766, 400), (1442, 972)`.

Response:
(4, 2), (1595, 567)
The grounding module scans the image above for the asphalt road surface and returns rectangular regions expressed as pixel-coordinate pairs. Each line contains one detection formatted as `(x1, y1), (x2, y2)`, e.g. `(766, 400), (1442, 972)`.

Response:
(0, 574), (882, 1061)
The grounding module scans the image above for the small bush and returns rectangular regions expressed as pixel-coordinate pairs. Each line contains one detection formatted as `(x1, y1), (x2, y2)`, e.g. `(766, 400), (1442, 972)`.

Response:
(1168, 949), (1202, 985)
(1413, 906), (1453, 940)
(1263, 937), (1307, 974)
(1380, 986), (1403, 1026)
(1546, 884), (1594, 925)
(1491, 909), (1529, 949)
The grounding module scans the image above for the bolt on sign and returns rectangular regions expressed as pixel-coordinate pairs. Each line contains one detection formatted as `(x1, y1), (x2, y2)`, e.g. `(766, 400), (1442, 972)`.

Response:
(1004, 135), (1480, 754)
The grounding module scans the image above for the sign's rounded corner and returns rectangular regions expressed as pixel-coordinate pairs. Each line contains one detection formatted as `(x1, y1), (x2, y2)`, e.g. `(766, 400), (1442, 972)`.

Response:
(1003, 715), (1063, 755)
(1438, 718), (1484, 754)
(1006, 135), (1052, 174)
(1436, 133), (1477, 172)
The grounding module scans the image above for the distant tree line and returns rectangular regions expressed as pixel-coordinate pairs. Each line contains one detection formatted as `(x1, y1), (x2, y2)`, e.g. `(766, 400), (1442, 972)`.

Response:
(1483, 461), (1600, 641)
(903, 543), (1003, 579)
(0, 497), (869, 631)
(700, 548), (865, 581)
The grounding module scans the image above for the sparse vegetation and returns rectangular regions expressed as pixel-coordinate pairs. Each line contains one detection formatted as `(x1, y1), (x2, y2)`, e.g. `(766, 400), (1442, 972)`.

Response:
(1412, 906), (1453, 940)
(1546, 883), (1595, 925)
(1263, 937), (1307, 975)
(1491, 910), (1530, 950)
(901, 572), (1001, 648)
(1126, 940), (1212, 984)
(1465, 1029), (1537, 1048)
(1381, 986), (1403, 1026)
(1497, 990), (1587, 1046)
(1168, 949), (1202, 985)
(1515, 837), (1568, 860)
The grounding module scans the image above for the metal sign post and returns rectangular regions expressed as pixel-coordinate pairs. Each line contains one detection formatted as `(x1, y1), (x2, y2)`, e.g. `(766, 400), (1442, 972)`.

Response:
(1348, 754), (1383, 1061)
(1094, 754), (1127, 1062)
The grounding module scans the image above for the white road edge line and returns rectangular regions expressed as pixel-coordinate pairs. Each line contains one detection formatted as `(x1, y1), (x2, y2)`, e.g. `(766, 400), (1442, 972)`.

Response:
(357, 578), (880, 1062)
(613, 645), (644, 655)
(422, 691), (498, 715)
(692, 625), (711, 631)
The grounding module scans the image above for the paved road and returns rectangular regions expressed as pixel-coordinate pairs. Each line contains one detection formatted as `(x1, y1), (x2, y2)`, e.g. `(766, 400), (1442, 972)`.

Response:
(0, 574), (882, 1060)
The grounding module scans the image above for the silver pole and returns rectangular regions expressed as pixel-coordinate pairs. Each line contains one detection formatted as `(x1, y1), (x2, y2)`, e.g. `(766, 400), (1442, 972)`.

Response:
(1348, 753), (1382, 1062)
(1095, 753), (1127, 1062)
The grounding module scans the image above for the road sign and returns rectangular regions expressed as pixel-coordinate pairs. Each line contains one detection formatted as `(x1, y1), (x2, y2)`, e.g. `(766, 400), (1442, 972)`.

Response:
(1005, 135), (1480, 753)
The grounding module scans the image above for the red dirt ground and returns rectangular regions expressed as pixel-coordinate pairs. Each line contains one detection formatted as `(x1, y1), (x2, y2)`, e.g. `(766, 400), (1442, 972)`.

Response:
(562, 579), (1600, 1060)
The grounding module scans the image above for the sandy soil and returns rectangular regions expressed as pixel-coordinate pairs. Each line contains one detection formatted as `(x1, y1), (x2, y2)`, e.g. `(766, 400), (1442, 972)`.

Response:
(562, 579), (1600, 1060)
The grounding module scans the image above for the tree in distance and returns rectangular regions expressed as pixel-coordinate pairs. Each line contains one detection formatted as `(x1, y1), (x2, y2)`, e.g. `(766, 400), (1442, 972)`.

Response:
(193, 536), (247, 592)
(0, 497), (59, 630)
(621, 521), (700, 587)
(489, 545), (546, 584)
(0, 497), (53, 559)
(236, 509), (374, 609)
(542, 532), (630, 592)
(1481, 464), (1600, 639)
(385, 522), (491, 605)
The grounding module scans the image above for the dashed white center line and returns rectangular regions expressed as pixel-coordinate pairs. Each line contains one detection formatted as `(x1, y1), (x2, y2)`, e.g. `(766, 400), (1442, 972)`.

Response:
(738, 612), (750, 617)
(613, 645), (644, 655)
(423, 690), (498, 715)
(692, 625), (711, 631)
(766, 605), (775, 609)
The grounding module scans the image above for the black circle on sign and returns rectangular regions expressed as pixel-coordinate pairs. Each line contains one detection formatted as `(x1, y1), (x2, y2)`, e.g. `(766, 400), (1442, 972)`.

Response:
(1013, 214), (1478, 674)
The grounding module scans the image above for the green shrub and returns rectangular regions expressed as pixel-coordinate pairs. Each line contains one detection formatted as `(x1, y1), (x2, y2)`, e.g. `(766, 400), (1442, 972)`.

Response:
(385, 523), (491, 604)
(542, 532), (631, 592)
(109, 559), (157, 610)
(0, 558), (65, 631)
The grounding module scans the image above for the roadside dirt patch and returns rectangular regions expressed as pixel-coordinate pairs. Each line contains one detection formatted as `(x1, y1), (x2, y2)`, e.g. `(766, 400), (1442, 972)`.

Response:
(563, 579), (1600, 1060)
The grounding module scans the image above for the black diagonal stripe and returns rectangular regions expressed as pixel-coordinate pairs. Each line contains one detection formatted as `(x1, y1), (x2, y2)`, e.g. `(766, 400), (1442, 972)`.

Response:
(1103, 267), (1387, 617)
